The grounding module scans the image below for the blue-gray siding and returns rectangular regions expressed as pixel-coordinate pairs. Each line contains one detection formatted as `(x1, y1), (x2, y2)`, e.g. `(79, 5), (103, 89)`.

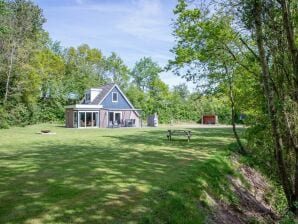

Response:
(101, 87), (132, 109)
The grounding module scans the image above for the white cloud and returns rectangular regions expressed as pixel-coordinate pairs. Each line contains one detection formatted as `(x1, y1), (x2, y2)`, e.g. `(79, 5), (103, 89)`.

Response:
(116, 0), (174, 42)
(38, 0), (195, 89)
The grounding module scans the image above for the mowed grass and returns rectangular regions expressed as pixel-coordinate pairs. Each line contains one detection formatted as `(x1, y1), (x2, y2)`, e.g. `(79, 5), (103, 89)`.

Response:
(0, 124), (240, 224)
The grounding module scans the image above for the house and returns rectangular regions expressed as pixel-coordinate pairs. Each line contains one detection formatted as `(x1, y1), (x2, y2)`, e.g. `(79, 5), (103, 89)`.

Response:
(65, 83), (141, 128)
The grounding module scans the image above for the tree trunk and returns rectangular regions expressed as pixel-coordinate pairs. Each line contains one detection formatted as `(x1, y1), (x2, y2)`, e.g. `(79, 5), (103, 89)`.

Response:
(279, 0), (298, 92)
(279, 0), (298, 212)
(253, 0), (294, 209)
(225, 66), (246, 154)
(4, 43), (15, 104)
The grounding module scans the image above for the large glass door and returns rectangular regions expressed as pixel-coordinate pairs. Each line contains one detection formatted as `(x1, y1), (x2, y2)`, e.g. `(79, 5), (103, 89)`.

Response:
(86, 112), (92, 127)
(93, 112), (99, 127)
(79, 112), (85, 128)
(78, 111), (99, 128)
(108, 112), (114, 127)
(108, 111), (121, 127)
(115, 112), (121, 125)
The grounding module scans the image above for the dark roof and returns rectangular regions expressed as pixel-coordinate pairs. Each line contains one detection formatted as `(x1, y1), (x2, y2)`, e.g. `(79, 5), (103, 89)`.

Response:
(91, 83), (115, 105)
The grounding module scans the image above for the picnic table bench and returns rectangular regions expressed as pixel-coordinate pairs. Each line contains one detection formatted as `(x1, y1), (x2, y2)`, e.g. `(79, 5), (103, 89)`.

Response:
(167, 129), (191, 142)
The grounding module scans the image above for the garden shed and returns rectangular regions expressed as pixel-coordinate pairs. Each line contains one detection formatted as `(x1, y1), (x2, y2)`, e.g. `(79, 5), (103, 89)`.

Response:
(202, 115), (218, 124)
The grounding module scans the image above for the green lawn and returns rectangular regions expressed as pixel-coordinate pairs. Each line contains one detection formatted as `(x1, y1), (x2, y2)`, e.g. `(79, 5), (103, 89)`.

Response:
(0, 124), (240, 224)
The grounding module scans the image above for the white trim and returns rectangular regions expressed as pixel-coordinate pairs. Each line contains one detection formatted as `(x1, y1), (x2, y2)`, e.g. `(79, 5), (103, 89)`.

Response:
(78, 111), (99, 128)
(106, 108), (142, 111)
(112, 92), (118, 102)
(108, 111), (122, 127)
(65, 104), (103, 109)
(108, 111), (122, 120)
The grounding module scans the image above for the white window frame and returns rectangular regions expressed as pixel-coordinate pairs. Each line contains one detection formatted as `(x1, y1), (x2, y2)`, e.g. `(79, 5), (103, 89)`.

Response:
(108, 111), (122, 127)
(112, 92), (118, 102)
(77, 111), (99, 128)
(73, 111), (78, 128)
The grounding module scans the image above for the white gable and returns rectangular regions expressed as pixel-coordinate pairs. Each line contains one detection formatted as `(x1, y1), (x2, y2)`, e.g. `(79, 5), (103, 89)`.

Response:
(84, 88), (101, 104)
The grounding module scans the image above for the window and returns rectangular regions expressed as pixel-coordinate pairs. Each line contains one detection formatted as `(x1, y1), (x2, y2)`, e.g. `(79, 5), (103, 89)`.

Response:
(112, 92), (118, 102)
(108, 111), (121, 127)
(86, 112), (92, 127)
(79, 112), (86, 128)
(73, 111), (78, 128)
(78, 111), (99, 128)
(85, 93), (90, 101)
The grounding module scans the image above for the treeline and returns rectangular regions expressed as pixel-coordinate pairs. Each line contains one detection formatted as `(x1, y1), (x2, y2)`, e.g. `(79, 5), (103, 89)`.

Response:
(170, 0), (298, 216)
(0, 0), (232, 128)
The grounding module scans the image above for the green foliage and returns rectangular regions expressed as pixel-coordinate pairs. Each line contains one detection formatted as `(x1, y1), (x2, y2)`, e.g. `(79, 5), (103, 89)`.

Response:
(0, 106), (9, 128)
(131, 57), (162, 92)
(169, 0), (298, 213)
(103, 52), (130, 90)
(4, 103), (32, 126)
(279, 212), (296, 224)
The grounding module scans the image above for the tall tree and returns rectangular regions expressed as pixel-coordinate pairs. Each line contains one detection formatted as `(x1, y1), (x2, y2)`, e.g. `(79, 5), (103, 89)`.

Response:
(169, 0), (248, 153)
(238, 0), (298, 212)
(0, 0), (45, 104)
(172, 83), (189, 101)
(131, 57), (162, 92)
(103, 52), (130, 89)
(63, 44), (105, 100)
(169, 0), (298, 213)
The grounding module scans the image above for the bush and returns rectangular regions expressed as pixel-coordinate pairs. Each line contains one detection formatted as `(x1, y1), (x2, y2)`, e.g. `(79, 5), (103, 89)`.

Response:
(0, 106), (9, 129)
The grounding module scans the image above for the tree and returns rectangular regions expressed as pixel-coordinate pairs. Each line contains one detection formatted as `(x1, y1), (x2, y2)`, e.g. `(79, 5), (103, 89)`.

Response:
(131, 57), (162, 92)
(169, 0), (298, 214)
(172, 83), (189, 101)
(129, 57), (175, 122)
(238, 0), (298, 213)
(63, 44), (105, 100)
(0, 0), (8, 35)
(102, 52), (130, 90)
(0, 0), (45, 104)
(169, 0), (248, 154)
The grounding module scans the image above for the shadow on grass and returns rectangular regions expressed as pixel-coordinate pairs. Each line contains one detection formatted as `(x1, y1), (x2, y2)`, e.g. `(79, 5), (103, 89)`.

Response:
(0, 128), (242, 223)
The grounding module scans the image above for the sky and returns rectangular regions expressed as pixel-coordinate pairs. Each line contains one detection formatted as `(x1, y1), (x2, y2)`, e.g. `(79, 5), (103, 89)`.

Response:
(34, 0), (196, 91)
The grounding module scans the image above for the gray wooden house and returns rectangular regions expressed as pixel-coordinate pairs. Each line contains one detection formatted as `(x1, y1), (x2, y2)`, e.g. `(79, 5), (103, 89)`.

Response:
(65, 83), (141, 128)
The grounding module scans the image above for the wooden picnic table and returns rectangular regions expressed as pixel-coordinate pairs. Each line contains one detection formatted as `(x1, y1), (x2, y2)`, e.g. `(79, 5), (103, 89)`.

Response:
(167, 129), (191, 142)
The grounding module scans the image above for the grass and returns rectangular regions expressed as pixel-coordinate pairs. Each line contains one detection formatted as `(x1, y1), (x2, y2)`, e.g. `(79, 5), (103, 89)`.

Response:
(0, 124), (241, 223)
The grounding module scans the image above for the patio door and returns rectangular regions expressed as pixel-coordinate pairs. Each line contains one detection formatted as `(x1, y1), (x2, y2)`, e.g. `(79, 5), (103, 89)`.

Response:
(79, 112), (86, 128)
(108, 112), (122, 126)
(115, 112), (121, 125)
(86, 112), (92, 127)
(78, 111), (99, 128)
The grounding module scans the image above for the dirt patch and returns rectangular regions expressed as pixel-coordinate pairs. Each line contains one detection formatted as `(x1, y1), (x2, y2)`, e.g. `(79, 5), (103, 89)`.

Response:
(210, 159), (279, 224)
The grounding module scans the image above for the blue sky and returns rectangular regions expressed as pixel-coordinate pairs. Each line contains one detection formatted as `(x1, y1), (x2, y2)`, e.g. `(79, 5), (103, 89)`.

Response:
(34, 0), (195, 90)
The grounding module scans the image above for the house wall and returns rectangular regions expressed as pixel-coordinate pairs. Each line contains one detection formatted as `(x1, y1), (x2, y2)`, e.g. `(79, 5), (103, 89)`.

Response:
(101, 87), (132, 109)
(65, 108), (74, 128)
(122, 110), (140, 127)
(99, 109), (108, 128)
